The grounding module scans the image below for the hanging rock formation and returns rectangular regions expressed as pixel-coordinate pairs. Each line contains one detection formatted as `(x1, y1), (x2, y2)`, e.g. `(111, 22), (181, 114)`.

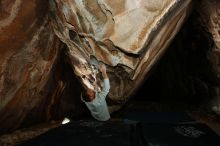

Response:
(49, 0), (192, 101)
(0, 0), (192, 134)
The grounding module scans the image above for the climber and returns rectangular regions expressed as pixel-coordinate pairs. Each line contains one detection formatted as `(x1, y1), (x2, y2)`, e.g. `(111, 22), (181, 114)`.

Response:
(81, 63), (111, 121)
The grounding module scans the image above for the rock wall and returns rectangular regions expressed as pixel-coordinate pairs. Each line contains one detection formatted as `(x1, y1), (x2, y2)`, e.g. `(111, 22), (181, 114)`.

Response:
(198, 0), (220, 114)
(131, 0), (220, 114)
(0, 0), (64, 134)
(133, 8), (217, 105)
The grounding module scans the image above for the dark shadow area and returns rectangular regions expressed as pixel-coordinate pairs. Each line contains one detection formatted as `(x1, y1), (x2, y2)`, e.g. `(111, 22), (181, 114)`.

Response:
(132, 8), (218, 108)
(19, 46), (89, 129)
(18, 120), (220, 146)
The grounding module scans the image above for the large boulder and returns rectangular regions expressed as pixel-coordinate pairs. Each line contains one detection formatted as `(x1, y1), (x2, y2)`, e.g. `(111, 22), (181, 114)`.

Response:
(0, 0), (62, 134)
(0, 0), (192, 134)
(49, 0), (192, 102)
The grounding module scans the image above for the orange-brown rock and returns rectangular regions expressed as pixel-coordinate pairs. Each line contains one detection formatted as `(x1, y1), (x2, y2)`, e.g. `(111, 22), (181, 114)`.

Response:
(0, 0), (64, 134)
(50, 0), (192, 102)
(0, 0), (193, 134)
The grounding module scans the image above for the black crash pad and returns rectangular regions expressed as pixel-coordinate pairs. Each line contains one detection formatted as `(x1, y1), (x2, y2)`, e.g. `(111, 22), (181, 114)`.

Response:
(18, 120), (220, 146)
(141, 123), (220, 146)
(124, 111), (194, 123)
(18, 121), (143, 146)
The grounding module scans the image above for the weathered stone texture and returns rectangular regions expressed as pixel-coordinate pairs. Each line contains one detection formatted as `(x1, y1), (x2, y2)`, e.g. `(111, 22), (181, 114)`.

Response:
(199, 0), (220, 71)
(0, 0), (193, 134)
(0, 0), (62, 133)
(198, 0), (220, 113)
(50, 0), (192, 102)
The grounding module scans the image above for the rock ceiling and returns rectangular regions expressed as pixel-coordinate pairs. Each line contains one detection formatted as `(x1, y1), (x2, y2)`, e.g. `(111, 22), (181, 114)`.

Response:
(50, 0), (192, 100)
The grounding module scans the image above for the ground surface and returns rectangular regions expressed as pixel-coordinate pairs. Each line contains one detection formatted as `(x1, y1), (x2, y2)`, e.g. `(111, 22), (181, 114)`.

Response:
(0, 101), (220, 146)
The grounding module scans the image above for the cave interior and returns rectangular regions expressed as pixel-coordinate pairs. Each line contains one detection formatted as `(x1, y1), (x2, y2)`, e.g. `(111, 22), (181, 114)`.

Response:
(1, 0), (220, 145)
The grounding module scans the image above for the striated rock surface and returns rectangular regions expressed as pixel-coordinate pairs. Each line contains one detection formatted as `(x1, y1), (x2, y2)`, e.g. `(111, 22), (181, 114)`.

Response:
(50, 0), (192, 102)
(0, 0), (63, 134)
(0, 0), (193, 134)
